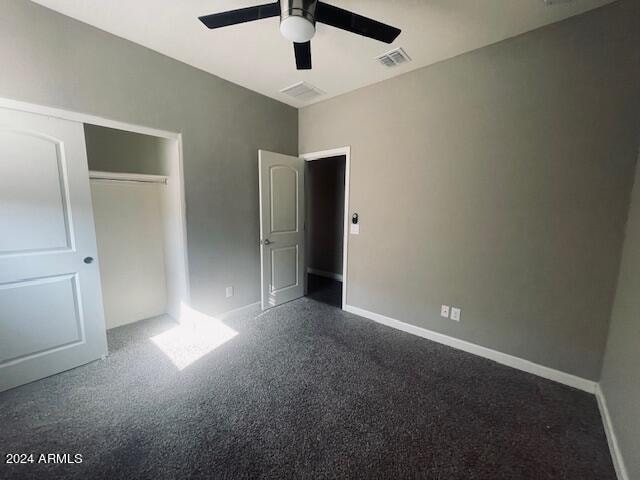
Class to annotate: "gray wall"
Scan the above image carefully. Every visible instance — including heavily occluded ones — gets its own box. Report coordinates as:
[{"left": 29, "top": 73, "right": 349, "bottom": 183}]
[
  {"left": 600, "top": 151, "right": 640, "bottom": 479},
  {"left": 306, "top": 156, "right": 345, "bottom": 276},
  {"left": 0, "top": 0, "right": 298, "bottom": 315},
  {"left": 299, "top": 0, "right": 640, "bottom": 380},
  {"left": 84, "top": 124, "right": 170, "bottom": 176}
]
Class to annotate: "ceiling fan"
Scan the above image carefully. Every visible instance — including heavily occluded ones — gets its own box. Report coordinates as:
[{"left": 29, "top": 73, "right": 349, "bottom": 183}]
[{"left": 198, "top": 0, "right": 401, "bottom": 70}]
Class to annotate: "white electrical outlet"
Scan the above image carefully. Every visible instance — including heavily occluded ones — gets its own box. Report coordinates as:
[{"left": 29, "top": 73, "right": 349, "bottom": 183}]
[
  {"left": 440, "top": 305, "right": 450, "bottom": 318},
  {"left": 225, "top": 286, "right": 234, "bottom": 298},
  {"left": 450, "top": 307, "right": 461, "bottom": 322}
]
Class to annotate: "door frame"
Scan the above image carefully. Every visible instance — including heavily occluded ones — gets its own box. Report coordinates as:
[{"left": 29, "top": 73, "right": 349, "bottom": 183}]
[
  {"left": 299, "top": 146, "right": 351, "bottom": 310},
  {"left": 0, "top": 96, "right": 191, "bottom": 322}
]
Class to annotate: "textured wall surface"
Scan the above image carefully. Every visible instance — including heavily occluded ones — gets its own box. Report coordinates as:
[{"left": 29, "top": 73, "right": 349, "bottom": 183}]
[
  {"left": 300, "top": 0, "right": 640, "bottom": 379},
  {"left": 600, "top": 150, "right": 640, "bottom": 480},
  {"left": 85, "top": 124, "right": 171, "bottom": 176}
]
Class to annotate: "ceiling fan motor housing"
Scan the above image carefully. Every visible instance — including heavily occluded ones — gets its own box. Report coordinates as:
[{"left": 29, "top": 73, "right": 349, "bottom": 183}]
[
  {"left": 280, "top": 0, "right": 318, "bottom": 42},
  {"left": 281, "top": 0, "right": 318, "bottom": 24}
]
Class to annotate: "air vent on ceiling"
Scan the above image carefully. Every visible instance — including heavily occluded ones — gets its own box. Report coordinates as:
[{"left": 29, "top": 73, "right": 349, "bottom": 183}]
[
  {"left": 280, "top": 81, "right": 325, "bottom": 102},
  {"left": 376, "top": 47, "right": 411, "bottom": 68}
]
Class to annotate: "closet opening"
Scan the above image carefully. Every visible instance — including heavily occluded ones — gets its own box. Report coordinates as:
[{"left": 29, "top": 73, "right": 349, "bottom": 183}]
[{"left": 84, "top": 124, "right": 189, "bottom": 332}]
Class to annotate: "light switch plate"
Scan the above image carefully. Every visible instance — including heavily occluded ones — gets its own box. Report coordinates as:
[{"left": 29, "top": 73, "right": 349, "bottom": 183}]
[
  {"left": 440, "top": 305, "right": 450, "bottom": 318},
  {"left": 350, "top": 224, "right": 360, "bottom": 235},
  {"left": 225, "top": 286, "right": 234, "bottom": 298},
  {"left": 450, "top": 307, "right": 461, "bottom": 322}
]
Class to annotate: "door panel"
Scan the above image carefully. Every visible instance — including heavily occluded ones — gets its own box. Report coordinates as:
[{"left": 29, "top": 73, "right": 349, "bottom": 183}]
[
  {"left": 259, "top": 150, "right": 305, "bottom": 310},
  {"left": 0, "top": 130, "right": 72, "bottom": 254},
  {"left": 269, "top": 165, "right": 298, "bottom": 233},
  {"left": 0, "top": 107, "right": 107, "bottom": 392},
  {"left": 271, "top": 245, "right": 298, "bottom": 292},
  {"left": 0, "top": 274, "right": 83, "bottom": 364}
]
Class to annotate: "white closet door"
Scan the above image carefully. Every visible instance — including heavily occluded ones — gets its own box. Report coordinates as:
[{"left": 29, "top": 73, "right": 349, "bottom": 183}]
[{"left": 0, "top": 107, "right": 107, "bottom": 392}]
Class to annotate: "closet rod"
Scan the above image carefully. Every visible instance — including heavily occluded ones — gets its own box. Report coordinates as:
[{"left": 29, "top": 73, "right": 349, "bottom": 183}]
[{"left": 89, "top": 170, "right": 168, "bottom": 185}]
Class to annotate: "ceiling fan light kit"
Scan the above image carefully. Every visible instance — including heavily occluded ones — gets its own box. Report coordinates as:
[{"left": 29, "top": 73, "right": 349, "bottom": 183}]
[
  {"left": 280, "top": 0, "right": 317, "bottom": 43},
  {"left": 199, "top": 0, "right": 401, "bottom": 70}
]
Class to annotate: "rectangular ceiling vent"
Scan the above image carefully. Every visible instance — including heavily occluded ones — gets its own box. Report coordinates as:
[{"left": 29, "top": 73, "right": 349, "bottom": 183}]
[
  {"left": 376, "top": 47, "right": 411, "bottom": 67},
  {"left": 280, "top": 81, "right": 325, "bottom": 102}
]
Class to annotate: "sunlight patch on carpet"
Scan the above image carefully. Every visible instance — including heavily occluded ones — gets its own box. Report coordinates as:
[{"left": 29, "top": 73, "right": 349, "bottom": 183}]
[{"left": 150, "top": 303, "right": 238, "bottom": 370}]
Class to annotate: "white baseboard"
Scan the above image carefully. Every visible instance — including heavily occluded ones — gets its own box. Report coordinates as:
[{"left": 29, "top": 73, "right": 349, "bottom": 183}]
[
  {"left": 218, "top": 301, "right": 261, "bottom": 319},
  {"left": 344, "top": 304, "right": 597, "bottom": 394},
  {"left": 596, "top": 385, "right": 629, "bottom": 480},
  {"left": 307, "top": 267, "right": 343, "bottom": 282}
]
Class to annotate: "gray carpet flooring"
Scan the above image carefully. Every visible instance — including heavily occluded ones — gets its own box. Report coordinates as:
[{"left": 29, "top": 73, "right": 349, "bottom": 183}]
[{"left": 0, "top": 298, "right": 615, "bottom": 479}]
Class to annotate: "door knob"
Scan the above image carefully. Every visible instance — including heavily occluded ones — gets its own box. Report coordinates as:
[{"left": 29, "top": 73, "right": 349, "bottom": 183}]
[
  {"left": 262, "top": 239, "right": 273, "bottom": 246},
  {"left": 83, "top": 256, "right": 94, "bottom": 264}
]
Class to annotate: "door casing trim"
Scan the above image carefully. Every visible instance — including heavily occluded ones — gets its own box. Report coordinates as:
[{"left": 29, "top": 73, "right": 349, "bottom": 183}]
[{"left": 300, "top": 147, "right": 351, "bottom": 310}]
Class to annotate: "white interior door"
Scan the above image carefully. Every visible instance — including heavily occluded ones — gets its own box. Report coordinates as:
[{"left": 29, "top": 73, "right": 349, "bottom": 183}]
[
  {"left": 0, "top": 108, "right": 107, "bottom": 392},
  {"left": 259, "top": 150, "right": 305, "bottom": 310}
]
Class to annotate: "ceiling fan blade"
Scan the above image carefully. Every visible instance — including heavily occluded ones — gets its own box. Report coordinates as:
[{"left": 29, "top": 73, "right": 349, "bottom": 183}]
[
  {"left": 294, "top": 42, "right": 312, "bottom": 70},
  {"left": 198, "top": 2, "right": 280, "bottom": 29},
  {"left": 316, "top": 2, "right": 401, "bottom": 44}
]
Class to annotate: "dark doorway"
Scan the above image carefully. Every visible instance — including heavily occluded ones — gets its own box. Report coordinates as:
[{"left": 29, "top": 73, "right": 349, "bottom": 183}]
[{"left": 305, "top": 155, "right": 346, "bottom": 308}]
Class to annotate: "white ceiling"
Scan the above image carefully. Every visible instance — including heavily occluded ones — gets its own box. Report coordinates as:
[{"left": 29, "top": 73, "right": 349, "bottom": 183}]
[{"left": 31, "top": 0, "right": 616, "bottom": 108}]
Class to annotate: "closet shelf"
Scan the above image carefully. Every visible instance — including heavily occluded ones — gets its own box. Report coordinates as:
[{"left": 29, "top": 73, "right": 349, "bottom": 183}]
[{"left": 89, "top": 170, "right": 168, "bottom": 185}]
